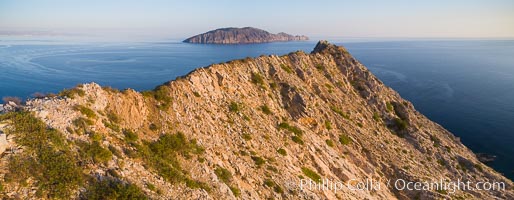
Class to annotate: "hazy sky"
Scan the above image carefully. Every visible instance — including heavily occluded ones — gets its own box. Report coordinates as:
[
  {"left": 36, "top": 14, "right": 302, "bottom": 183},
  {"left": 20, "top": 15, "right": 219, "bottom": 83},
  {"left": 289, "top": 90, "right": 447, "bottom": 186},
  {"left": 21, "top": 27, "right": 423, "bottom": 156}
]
[{"left": 1, "top": 0, "right": 513, "bottom": 39}]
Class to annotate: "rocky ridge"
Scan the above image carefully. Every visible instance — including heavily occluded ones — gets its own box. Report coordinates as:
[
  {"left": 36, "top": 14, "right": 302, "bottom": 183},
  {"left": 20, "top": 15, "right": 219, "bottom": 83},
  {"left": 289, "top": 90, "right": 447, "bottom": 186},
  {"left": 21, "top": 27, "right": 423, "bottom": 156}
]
[
  {"left": 183, "top": 27, "right": 308, "bottom": 44},
  {"left": 0, "top": 41, "right": 512, "bottom": 199}
]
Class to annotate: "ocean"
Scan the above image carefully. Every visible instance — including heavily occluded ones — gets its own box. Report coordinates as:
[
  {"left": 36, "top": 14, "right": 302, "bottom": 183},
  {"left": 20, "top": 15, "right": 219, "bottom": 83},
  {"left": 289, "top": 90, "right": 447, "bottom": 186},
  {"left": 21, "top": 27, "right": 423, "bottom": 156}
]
[{"left": 1, "top": 38, "right": 513, "bottom": 180}]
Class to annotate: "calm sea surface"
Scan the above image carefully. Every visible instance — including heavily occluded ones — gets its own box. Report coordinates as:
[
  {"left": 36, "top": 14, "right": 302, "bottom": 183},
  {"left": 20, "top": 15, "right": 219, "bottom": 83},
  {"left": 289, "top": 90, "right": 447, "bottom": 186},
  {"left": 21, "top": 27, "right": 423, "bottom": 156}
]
[{"left": 1, "top": 38, "right": 513, "bottom": 179}]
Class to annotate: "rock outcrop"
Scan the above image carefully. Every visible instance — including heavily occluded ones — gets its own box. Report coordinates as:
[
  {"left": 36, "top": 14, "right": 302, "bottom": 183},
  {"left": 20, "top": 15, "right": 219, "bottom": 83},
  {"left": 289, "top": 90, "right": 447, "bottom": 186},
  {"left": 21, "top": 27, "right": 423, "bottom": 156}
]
[
  {"left": 0, "top": 41, "right": 512, "bottom": 199},
  {"left": 184, "top": 27, "right": 309, "bottom": 44}
]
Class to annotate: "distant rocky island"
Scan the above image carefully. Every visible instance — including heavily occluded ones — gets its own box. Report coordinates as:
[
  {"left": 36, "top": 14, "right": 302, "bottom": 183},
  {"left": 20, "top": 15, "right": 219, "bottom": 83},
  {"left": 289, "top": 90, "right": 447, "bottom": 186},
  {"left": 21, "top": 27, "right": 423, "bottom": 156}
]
[{"left": 183, "top": 27, "right": 308, "bottom": 44}]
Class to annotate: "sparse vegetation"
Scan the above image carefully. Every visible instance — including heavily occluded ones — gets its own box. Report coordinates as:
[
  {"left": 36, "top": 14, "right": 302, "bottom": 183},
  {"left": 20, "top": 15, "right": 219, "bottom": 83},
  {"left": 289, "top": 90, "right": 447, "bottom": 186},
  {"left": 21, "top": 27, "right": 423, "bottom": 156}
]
[
  {"left": 75, "top": 105, "right": 97, "bottom": 119},
  {"left": 193, "top": 91, "right": 201, "bottom": 97},
  {"left": 251, "top": 72, "right": 265, "bottom": 86},
  {"left": 386, "top": 102, "right": 394, "bottom": 112},
  {"left": 130, "top": 132, "right": 208, "bottom": 191},
  {"left": 330, "top": 106, "right": 349, "bottom": 119},
  {"left": 291, "top": 135, "right": 304, "bottom": 145},
  {"left": 301, "top": 167, "right": 321, "bottom": 183},
  {"left": 326, "top": 139, "right": 335, "bottom": 147},
  {"left": 230, "top": 186, "right": 241, "bottom": 197},
  {"left": 373, "top": 112, "right": 381, "bottom": 121},
  {"left": 84, "top": 177, "right": 147, "bottom": 199},
  {"left": 277, "top": 148, "right": 287, "bottom": 156},
  {"left": 280, "top": 64, "right": 293, "bottom": 74},
  {"left": 315, "top": 64, "right": 325, "bottom": 71},
  {"left": 393, "top": 117, "right": 408, "bottom": 130},
  {"left": 242, "top": 133, "right": 252, "bottom": 141},
  {"left": 215, "top": 167, "right": 232, "bottom": 184},
  {"left": 77, "top": 141, "right": 113, "bottom": 164},
  {"left": 339, "top": 134, "right": 352, "bottom": 145},
  {"left": 142, "top": 85, "right": 173, "bottom": 110},
  {"left": 324, "top": 121, "right": 332, "bottom": 130},
  {"left": 59, "top": 87, "right": 86, "bottom": 99},
  {"left": 278, "top": 122, "right": 303, "bottom": 136},
  {"left": 251, "top": 156, "right": 266, "bottom": 167},
  {"left": 260, "top": 104, "right": 272, "bottom": 115},
  {"left": 123, "top": 129, "right": 139, "bottom": 143},
  {"left": 229, "top": 102, "right": 242, "bottom": 113},
  {"left": 1, "top": 112, "right": 83, "bottom": 198}
]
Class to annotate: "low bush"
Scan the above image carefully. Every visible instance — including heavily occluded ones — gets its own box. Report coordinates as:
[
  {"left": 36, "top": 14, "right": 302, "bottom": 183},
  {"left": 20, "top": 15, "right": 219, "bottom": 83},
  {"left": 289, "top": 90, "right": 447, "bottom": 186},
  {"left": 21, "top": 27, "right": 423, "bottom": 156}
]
[
  {"left": 278, "top": 122, "right": 303, "bottom": 136},
  {"left": 78, "top": 141, "right": 113, "bottom": 164},
  {"left": 214, "top": 167, "right": 232, "bottom": 184},
  {"left": 228, "top": 102, "right": 242, "bottom": 113},
  {"left": 84, "top": 177, "right": 147, "bottom": 200},
  {"left": 59, "top": 87, "right": 85, "bottom": 99},
  {"left": 301, "top": 167, "right": 321, "bottom": 183},
  {"left": 277, "top": 148, "right": 287, "bottom": 156},
  {"left": 74, "top": 105, "right": 97, "bottom": 119},
  {"left": 339, "top": 134, "right": 352, "bottom": 145},
  {"left": 260, "top": 105, "right": 272, "bottom": 115},
  {"left": 280, "top": 64, "right": 293, "bottom": 74}
]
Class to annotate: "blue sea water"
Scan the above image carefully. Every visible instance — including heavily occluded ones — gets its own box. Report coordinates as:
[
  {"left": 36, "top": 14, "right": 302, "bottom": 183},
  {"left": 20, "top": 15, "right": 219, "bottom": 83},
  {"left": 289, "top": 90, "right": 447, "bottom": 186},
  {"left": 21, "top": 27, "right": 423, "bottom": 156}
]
[{"left": 1, "top": 38, "right": 513, "bottom": 180}]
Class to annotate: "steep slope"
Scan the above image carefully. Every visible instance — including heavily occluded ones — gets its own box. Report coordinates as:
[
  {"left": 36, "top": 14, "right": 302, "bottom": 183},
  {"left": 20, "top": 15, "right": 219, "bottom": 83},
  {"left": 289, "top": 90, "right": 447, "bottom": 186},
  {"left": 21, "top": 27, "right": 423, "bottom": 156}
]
[
  {"left": 183, "top": 27, "right": 308, "bottom": 44},
  {"left": 0, "top": 41, "right": 512, "bottom": 199}
]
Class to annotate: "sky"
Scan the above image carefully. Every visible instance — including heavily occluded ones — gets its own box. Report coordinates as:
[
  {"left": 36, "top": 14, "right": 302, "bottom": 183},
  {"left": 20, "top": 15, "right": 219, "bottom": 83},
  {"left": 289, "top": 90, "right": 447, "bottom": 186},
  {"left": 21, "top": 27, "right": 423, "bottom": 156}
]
[{"left": 1, "top": 0, "right": 513, "bottom": 40}]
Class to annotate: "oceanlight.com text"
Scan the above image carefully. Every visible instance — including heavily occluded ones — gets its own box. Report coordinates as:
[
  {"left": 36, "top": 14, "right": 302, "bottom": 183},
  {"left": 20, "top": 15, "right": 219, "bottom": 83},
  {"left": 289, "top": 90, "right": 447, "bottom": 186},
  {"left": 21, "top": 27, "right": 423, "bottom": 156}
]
[{"left": 296, "top": 178, "right": 505, "bottom": 194}]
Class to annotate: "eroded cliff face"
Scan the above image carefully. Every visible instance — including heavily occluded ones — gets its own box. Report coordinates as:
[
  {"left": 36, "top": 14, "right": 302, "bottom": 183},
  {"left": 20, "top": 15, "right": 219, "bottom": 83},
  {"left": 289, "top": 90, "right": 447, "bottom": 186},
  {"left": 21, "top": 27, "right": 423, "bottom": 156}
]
[
  {"left": 183, "top": 27, "right": 309, "bottom": 44},
  {"left": 0, "top": 41, "right": 512, "bottom": 199}
]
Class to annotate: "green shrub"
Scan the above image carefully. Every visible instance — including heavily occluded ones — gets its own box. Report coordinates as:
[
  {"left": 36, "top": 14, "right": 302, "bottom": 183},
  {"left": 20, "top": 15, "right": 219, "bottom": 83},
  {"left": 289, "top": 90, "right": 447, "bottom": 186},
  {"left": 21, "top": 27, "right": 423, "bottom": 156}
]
[
  {"left": 301, "top": 167, "right": 321, "bottom": 183},
  {"left": 84, "top": 177, "right": 147, "bottom": 200},
  {"left": 326, "top": 139, "right": 335, "bottom": 147},
  {"left": 278, "top": 122, "right": 303, "bottom": 136},
  {"left": 75, "top": 105, "right": 97, "bottom": 119},
  {"left": 393, "top": 118, "right": 408, "bottom": 130},
  {"left": 277, "top": 148, "right": 287, "bottom": 156},
  {"left": 324, "top": 121, "right": 332, "bottom": 130},
  {"left": 103, "top": 119, "right": 120, "bottom": 132},
  {"left": 274, "top": 185, "right": 284, "bottom": 193},
  {"left": 78, "top": 141, "right": 113, "bottom": 164},
  {"left": 228, "top": 102, "right": 242, "bottom": 113},
  {"left": 214, "top": 167, "right": 232, "bottom": 184},
  {"left": 143, "top": 85, "right": 173, "bottom": 110},
  {"left": 107, "top": 112, "right": 120, "bottom": 123},
  {"left": 123, "top": 129, "right": 139, "bottom": 143},
  {"left": 242, "top": 133, "right": 252, "bottom": 141},
  {"left": 149, "top": 132, "right": 204, "bottom": 158},
  {"left": 373, "top": 112, "right": 381, "bottom": 121},
  {"left": 291, "top": 136, "right": 304, "bottom": 145},
  {"left": 108, "top": 145, "right": 122, "bottom": 158},
  {"left": 264, "top": 179, "right": 275, "bottom": 187},
  {"left": 330, "top": 106, "right": 349, "bottom": 119},
  {"left": 430, "top": 135, "right": 441, "bottom": 147},
  {"left": 251, "top": 156, "right": 266, "bottom": 167},
  {"left": 147, "top": 183, "right": 156, "bottom": 191},
  {"left": 59, "top": 87, "right": 85, "bottom": 99},
  {"left": 260, "top": 105, "right": 272, "bottom": 115},
  {"left": 339, "top": 134, "right": 351, "bottom": 145},
  {"left": 89, "top": 132, "right": 103, "bottom": 142},
  {"left": 230, "top": 186, "right": 241, "bottom": 197},
  {"left": 315, "top": 64, "right": 325, "bottom": 71},
  {"left": 280, "top": 64, "right": 293, "bottom": 74},
  {"left": 386, "top": 102, "right": 394, "bottom": 112},
  {"left": 74, "top": 117, "right": 94, "bottom": 130},
  {"left": 193, "top": 91, "right": 201, "bottom": 97},
  {"left": 132, "top": 132, "right": 208, "bottom": 191},
  {"left": 251, "top": 72, "right": 265, "bottom": 86},
  {"left": 149, "top": 123, "right": 159, "bottom": 131}
]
